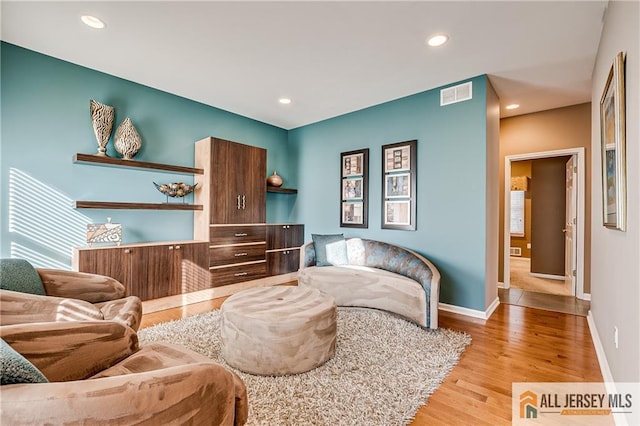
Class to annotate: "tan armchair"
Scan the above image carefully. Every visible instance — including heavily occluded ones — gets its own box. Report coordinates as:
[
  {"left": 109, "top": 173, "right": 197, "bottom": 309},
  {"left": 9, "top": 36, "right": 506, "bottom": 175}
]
[
  {"left": 1, "top": 321, "right": 248, "bottom": 425},
  {"left": 0, "top": 258, "right": 142, "bottom": 330}
]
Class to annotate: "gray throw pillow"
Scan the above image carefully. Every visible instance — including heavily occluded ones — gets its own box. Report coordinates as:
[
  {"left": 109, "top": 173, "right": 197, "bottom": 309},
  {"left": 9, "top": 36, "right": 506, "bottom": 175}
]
[
  {"left": 311, "top": 234, "right": 349, "bottom": 266},
  {"left": 0, "top": 258, "right": 46, "bottom": 295},
  {"left": 1, "top": 338, "right": 49, "bottom": 385}
]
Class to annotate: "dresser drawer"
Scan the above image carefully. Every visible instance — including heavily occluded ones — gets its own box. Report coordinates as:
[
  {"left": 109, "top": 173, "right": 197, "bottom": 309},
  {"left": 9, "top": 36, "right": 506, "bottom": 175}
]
[
  {"left": 209, "top": 243, "right": 265, "bottom": 267},
  {"left": 210, "top": 262, "right": 266, "bottom": 287},
  {"left": 210, "top": 225, "right": 266, "bottom": 246}
]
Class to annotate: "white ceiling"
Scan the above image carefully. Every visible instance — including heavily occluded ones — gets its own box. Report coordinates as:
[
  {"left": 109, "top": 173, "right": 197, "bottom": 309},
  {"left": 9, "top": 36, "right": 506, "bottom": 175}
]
[{"left": 2, "top": 1, "right": 608, "bottom": 130}]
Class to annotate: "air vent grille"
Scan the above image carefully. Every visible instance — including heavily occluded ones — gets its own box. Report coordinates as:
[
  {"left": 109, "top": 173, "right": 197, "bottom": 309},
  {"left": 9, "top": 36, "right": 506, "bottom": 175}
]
[{"left": 440, "top": 81, "right": 473, "bottom": 106}]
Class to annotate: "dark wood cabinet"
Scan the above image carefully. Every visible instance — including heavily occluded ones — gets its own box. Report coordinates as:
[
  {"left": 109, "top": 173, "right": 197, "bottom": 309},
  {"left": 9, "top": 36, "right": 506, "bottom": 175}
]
[
  {"left": 266, "top": 250, "right": 300, "bottom": 276},
  {"left": 73, "top": 241, "right": 209, "bottom": 301},
  {"left": 194, "top": 137, "right": 266, "bottom": 229},
  {"left": 208, "top": 225, "right": 266, "bottom": 287},
  {"left": 266, "top": 224, "right": 304, "bottom": 276},
  {"left": 194, "top": 137, "right": 269, "bottom": 287}
]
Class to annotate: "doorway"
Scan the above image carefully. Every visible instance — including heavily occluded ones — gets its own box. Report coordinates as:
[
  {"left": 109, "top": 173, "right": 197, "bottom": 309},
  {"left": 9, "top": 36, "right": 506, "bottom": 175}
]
[{"left": 503, "top": 148, "right": 587, "bottom": 300}]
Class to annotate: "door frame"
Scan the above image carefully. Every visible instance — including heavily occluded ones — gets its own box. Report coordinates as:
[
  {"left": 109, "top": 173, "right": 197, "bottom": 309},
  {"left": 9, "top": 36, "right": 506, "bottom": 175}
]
[{"left": 503, "top": 147, "right": 586, "bottom": 299}]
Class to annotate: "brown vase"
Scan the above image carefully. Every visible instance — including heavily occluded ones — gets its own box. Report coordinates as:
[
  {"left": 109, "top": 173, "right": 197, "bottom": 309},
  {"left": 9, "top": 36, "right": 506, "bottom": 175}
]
[{"left": 267, "top": 171, "right": 283, "bottom": 187}]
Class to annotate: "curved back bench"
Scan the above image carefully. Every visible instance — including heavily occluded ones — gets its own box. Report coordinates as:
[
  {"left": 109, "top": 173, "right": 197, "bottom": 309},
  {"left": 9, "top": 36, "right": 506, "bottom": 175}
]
[{"left": 298, "top": 238, "right": 440, "bottom": 328}]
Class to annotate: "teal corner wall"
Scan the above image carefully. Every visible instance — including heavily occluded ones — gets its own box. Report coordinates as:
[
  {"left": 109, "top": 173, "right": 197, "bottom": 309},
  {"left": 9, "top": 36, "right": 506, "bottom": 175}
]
[
  {"left": 0, "top": 42, "right": 290, "bottom": 269},
  {"left": 288, "top": 75, "right": 491, "bottom": 311},
  {"left": 1, "top": 42, "right": 494, "bottom": 311}
]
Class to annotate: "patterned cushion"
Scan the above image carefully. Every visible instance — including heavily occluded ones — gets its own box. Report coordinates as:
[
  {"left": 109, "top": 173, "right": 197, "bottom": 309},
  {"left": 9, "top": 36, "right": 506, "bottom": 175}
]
[
  {"left": 1, "top": 338, "right": 48, "bottom": 385},
  {"left": 0, "top": 259, "right": 46, "bottom": 295},
  {"left": 311, "top": 234, "right": 349, "bottom": 266}
]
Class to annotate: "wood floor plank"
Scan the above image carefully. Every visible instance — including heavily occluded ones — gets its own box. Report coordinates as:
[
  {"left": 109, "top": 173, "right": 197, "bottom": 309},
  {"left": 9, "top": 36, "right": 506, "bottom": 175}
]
[{"left": 140, "top": 290, "right": 603, "bottom": 425}]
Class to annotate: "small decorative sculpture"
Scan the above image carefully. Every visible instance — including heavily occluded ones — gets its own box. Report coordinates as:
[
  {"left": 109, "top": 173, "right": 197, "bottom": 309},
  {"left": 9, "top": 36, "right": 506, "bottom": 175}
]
[
  {"left": 114, "top": 117, "right": 142, "bottom": 160},
  {"left": 90, "top": 99, "right": 115, "bottom": 156},
  {"left": 267, "top": 171, "right": 283, "bottom": 187},
  {"left": 86, "top": 217, "right": 122, "bottom": 247},
  {"left": 154, "top": 182, "right": 198, "bottom": 203}
]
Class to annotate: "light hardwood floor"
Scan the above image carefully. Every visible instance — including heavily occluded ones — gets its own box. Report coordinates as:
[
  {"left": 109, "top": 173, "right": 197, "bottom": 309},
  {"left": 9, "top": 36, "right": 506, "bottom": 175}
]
[{"left": 140, "top": 288, "right": 603, "bottom": 425}]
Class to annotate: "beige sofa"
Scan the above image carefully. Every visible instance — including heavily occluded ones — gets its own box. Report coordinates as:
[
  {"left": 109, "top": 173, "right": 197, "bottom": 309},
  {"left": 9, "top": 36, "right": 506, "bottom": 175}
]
[{"left": 298, "top": 238, "right": 440, "bottom": 328}]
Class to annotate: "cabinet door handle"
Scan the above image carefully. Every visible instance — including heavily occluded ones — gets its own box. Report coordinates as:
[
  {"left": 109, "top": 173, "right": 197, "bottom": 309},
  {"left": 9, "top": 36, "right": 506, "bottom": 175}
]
[
  {"left": 175, "top": 245, "right": 181, "bottom": 250},
  {"left": 237, "top": 195, "right": 241, "bottom": 210},
  {"left": 234, "top": 252, "right": 248, "bottom": 257},
  {"left": 124, "top": 249, "right": 131, "bottom": 254},
  {"left": 168, "top": 246, "right": 174, "bottom": 250},
  {"left": 242, "top": 195, "right": 246, "bottom": 209},
  {"left": 234, "top": 272, "right": 248, "bottom": 277},
  {"left": 234, "top": 233, "right": 248, "bottom": 237}
]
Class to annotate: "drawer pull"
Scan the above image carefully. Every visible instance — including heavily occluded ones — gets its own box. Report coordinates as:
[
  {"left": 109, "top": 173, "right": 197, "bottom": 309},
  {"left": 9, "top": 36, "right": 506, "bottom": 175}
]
[
  {"left": 234, "top": 233, "right": 248, "bottom": 237},
  {"left": 237, "top": 195, "right": 241, "bottom": 210},
  {"left": 234, "top": 272, "right": 248, "bottom": 277},
  {"left": 234, "top": 252, "right": 248, "bottom": 257}
]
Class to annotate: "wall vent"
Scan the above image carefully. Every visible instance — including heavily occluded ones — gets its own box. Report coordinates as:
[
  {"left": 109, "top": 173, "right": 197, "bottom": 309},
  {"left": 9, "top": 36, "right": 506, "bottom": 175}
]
[
  {"left": 510, "top": 247, "right": 522, "bottom": 257},
  {"left": 440, "top": 81, "right": 473, "bottom": 106}
]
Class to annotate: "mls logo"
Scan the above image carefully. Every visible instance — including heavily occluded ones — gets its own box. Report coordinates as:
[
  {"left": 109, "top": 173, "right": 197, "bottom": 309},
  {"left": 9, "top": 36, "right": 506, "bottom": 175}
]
[{"left": 520, "top": 391, "right": 538, "bottom": 419}]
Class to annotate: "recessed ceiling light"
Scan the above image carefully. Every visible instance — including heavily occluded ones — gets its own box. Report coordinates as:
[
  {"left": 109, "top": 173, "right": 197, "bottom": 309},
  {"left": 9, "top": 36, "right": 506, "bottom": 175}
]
[
  {"left": 279, "top": 98, "right": 292, "bottom": 105},
  {"left": 427, "top": 34, "right": 449, "bottom": 47},
  {"left": 81, "top": 15, "right": 105, "bottom": 29},
  {"left": 505, "top": 104, "right": 520, "bottom": 110}
]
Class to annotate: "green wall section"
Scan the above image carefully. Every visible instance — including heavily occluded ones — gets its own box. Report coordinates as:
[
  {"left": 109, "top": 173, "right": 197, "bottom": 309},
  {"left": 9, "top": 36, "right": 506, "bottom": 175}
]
[
  {"left": 288, "top": 75, "right": 490, "bottom": 310},
  {"left": 0, "top": 42, "right": 290, "bottom": 269},
  {"left": 1, "top": 43, "right": 492, "bottom": 311}
]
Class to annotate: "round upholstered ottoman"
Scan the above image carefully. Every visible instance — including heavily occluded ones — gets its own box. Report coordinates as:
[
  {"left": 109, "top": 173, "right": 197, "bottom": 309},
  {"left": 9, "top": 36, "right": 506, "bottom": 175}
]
[{"left": 220, "top": 286, "right": 337, "bottom": 376}]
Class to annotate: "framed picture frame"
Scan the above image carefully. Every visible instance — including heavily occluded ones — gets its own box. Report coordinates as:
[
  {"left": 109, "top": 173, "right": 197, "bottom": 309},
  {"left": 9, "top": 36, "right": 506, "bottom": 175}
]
[
  {"left": 382, "top": 140, "right": 416, "bottom": 230},
  {"left": 599, "top": 51, "right": 626, "bottom": 231},
  {"left": 340, "top": 149, "right": 369, "bottom": 228},
  {"left": 342, "top": 201, "right": 364, "bottom": 225},
  {"left": 384, "top": 144, "right": 411, "bottom": 172},
  {"left": 343, "top": 177, "right": 364, "bottom": 200},
  {"left": 342, "top": 152, "right": 365, "bottom": 177},
  {"left": 384, "top": 201, "right": 411, "bottom": 226},
  {"left": 385, "top": 173, "right": 410, "bottom": 198}
]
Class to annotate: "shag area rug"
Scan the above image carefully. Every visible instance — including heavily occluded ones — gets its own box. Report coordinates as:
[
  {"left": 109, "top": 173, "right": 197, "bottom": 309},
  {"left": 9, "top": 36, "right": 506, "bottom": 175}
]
[{"left": 138, "top": 308, "right": 471, "bottom": 426}]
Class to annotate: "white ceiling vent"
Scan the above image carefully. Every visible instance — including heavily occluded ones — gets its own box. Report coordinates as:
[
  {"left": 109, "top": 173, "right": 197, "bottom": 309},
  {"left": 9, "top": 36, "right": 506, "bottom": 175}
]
[{"left": 440, "top": 81, "right": 473, "bottom": 106}]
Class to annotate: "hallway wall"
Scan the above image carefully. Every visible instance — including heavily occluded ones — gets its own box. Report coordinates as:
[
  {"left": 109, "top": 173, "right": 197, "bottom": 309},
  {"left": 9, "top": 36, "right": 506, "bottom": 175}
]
[{"left": 499, "top": 103, "right": 592, "bottom": 292}]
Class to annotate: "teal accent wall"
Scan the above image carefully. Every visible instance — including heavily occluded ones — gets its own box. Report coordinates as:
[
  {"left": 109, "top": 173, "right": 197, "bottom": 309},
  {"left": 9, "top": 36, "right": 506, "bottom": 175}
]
[
  {"left": 1, "top": 42, "right": 493, "bottom": 311},
  {"left": 288, "top": 75, "right": 490, "bottom": 311},
  {"left": 0, "top": 42, "right": 290, "bottom": 269}
]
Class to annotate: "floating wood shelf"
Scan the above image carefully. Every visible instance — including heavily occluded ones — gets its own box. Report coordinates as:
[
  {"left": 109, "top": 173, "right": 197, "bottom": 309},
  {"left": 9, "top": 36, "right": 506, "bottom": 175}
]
[
  {"left": 75, "top": 201, "right": 203, "bottom": 210},
  {"left": 267, "top": 187, "right": 298, "bottom": 194},
  {"left": 74, "top": 153, "right": 204, "bottom": 175}
]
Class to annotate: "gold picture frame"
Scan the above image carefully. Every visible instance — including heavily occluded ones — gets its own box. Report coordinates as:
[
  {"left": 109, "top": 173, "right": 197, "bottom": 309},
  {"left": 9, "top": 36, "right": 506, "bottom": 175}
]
[{"left": 600, "top": 51, "right": 626, "bottom": 231}]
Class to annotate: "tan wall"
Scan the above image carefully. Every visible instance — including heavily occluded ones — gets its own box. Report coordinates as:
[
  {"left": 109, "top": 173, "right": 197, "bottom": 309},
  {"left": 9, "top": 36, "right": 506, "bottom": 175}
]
[
  {"left": 499, "top": 103, "right": 591, "bottom": 293},
  {"left": 510, "top": 161, "right": 532, "bottom": 258}
]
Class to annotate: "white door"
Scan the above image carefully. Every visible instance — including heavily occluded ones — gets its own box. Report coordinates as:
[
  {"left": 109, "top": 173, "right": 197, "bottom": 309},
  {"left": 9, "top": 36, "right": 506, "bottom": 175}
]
[{"left": 564, "top": 156, "right": 577, "bottom": 294}]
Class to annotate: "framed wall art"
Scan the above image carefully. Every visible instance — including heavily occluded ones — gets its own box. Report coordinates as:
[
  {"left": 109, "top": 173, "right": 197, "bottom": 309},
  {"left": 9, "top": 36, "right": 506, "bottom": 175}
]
[
  {"left": 340, "top": 149, "right": 369, "bottom": 227},
  {"left": 382, "top": 140, "right": 416, "bottom": 230},
  {"left": 600, "top": 51, "right": 626, "bottom": 231}
]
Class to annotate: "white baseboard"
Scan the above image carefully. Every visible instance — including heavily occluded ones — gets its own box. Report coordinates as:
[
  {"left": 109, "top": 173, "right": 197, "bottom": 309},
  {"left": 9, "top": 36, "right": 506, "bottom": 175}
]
[
  {"left": 578, "top": 292, "right": 591, "bottom": 301},
  {"left": 439, "top": 297, "right": 500, "bottom": 320},
  {"left": 497, "top": 281, "right": 505, "bottom": 288},
  {"left": 530, "top": 272, "right": 565, "bottom": 281},
  {"left": 587, "top": 310, "right": 614, "bottom": 383}
]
